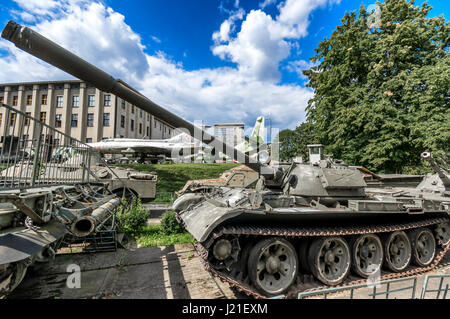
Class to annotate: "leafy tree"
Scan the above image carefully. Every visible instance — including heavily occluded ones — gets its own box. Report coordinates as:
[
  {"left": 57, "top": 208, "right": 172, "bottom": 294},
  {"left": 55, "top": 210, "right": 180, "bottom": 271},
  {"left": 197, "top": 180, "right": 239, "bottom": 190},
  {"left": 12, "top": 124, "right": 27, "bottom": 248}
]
[
  {"left": 277, "top": 122, "right": 316, "bottom": 161},
  {"left": 303, "top": 0, "right": 449, "bottom": 173}
]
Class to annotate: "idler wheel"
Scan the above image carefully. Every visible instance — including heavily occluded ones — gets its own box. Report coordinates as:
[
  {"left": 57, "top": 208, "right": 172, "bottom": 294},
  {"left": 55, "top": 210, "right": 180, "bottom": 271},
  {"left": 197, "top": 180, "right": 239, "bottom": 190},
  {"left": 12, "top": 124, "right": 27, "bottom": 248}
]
[
  {"left": 350, "top": 234, "right": 383, "bottom": 278},
  {"left": 382, "top": 231, "right": 411, "bottom": 272},
  {"left": 247, "top": 237, "right": 298, "bottom": 296},
  {"left": 408, "top": 228, "right": 436, "bottom": 267},
  {"left": 435, "top": 222, "right": 450, "bottom": 245},
  {"left": 308, "top": 237, "right": 351, "bottom": 285}
]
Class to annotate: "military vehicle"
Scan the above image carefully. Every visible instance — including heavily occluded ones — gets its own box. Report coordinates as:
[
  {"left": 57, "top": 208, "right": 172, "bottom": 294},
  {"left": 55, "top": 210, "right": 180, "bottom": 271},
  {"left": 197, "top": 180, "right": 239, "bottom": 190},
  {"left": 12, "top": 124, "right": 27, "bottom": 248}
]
[
  {"left": 1, "top": 147, "right": 157, "bottom": 201},
  {"left": 177, "top": 165, "right": 259, "bottom": 195},
  {"left": 3, "top": 20, "right": 449, "bottom": 299},
  {"left": 0, "top": 102, "right": 123, "bottom": 297}
]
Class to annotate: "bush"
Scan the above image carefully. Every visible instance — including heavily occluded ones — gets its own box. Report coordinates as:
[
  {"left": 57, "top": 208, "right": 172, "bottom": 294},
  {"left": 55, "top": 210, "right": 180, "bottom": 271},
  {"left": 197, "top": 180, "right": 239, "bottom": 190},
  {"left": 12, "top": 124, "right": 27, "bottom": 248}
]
[
  {"left": 116, "top": 196, "right": 149, "bottom": 236},
  {"left": 160, "top": 210, "right": 184, "bottom": 235}
]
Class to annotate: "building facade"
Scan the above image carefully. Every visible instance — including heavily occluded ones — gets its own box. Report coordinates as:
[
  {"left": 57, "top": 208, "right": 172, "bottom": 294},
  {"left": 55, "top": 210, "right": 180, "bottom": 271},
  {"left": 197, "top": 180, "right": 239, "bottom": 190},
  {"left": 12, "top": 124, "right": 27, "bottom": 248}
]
[
  {"left": 214, "top": 122, "right": 244, "bottom": 147},
  {"left": 0, "top": 80, "right": 175, "bottom": 144}
]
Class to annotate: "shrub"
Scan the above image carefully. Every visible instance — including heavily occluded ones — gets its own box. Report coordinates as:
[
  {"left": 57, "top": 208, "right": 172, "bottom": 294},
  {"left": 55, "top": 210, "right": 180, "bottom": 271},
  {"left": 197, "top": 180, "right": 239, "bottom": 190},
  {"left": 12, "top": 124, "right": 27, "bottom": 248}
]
[
  {"left": 116, "top": 196, "right": 149, "bottom": 236},
  {"left": 160, "top": 210, "right": 184, "bottom": 235}
]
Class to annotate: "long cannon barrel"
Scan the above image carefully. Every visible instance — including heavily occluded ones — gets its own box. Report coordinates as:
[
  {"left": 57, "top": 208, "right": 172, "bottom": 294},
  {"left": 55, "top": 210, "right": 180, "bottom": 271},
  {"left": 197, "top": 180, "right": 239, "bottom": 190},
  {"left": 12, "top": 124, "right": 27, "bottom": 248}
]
[
  {"left": 421, "top": 152, "right": 450, "bottom": 190},
  {"left": 1, "top": 20, "right": 262, "bottom": 172}
]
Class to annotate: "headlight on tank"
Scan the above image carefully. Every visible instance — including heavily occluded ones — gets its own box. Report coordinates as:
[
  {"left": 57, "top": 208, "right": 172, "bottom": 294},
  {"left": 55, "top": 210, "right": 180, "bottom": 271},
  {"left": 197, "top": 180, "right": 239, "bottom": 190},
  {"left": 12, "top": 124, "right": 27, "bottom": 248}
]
[{"left": 257, "top": 150, "right": 271, "bottom": 165}]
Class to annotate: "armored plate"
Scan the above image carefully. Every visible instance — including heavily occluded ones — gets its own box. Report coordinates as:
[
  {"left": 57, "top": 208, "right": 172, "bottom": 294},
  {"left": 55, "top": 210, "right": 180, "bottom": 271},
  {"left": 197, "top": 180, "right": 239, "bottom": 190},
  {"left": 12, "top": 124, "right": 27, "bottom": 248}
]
[{"left": 0, "top": 221, "right": 67, "bottom": 264}]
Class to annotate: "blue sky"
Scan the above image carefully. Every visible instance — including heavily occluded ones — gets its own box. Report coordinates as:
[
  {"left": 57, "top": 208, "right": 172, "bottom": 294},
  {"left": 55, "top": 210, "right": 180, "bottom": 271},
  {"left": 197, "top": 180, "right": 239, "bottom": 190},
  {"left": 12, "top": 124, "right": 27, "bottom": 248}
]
[{"left": 0, "top": 0, "right": 448, "bottom": 136}]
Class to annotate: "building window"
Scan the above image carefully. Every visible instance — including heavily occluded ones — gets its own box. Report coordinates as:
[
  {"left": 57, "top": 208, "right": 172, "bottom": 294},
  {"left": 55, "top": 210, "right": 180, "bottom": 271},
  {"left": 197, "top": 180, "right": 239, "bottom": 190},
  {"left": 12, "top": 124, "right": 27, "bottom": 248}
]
[
  {"left": 72, "top": 95, "right": 79, "bottom": 107},
  {"left": 147, "top": 114, "right": 150, "bottom": 121},
  {"left": 160, "top": 124, "right": 162, "bottom": 131},
  {"left": 88, "top": 95, "right": 95, "bottom": 107},
  {"left": 0, "top": 113, "right": 2, "bottom": 126},
  {"left": 40, "top": 112, "right": 46, "bottom": 123},
  {"left": 86, "top": 138, "right": 92, "bottom": 143},
  {"left": 103, "top": 113, "right": 110, "bottom": 126},
  {"left": 139, "top": 123, "right": 142, "bottom": 134},
  {"left": 54, "top": 138, "right": 60, "bottom": 147},
  {"left": 41, "top": 94, "right": 47, "bottom": 105},
  {"left": 131, "top": 105, "right": 134, "bottom": 114},
  {"left": 55, "top": 114, "right": 62, "bottom": 128},
  {"left": 120, "top": 115, "right": 125, "bottom": 128},
  {"left": 71, "top": 114, "right": 78, "bottom": 127},
  {"left": 130, "top": 119, "right": 134, "bottom": 131},
  {"left": 12, "top": 96, "right": 18, "bottom": 106},
  {"left": 104, "top": 94, "right": 111, "bottom": 106},
  {"left": 169, "top": 129, "right": 171, "bottom": 135},
  {"left": 56, "top": 96, "right": 63, "bottom": 107},
  {"left": 154, "top": 120, "right": 157, "bottom": 128},
  {"left": 26, "top": 95, "right": 32, "bottom": 105},
  {"left": 25, "top": 112, "right": 31, "bottom": 126},
  {"left": 0, "top": 96, "right": 3, "bottom": 104},
  {"left": 87, "top": 113, "right": 94, "bottom": 127},
  {"left": 140, "top": 110, "right": 143, "bottom": 118},
  {"left": 121, "top": 100, "right": 126, "bottom": 109},
  {"left": 10, "top": 113, "right": 16, "bottom": 126},
  {"left": 146, "top": 126, "right": 150, "bottom": 137}
]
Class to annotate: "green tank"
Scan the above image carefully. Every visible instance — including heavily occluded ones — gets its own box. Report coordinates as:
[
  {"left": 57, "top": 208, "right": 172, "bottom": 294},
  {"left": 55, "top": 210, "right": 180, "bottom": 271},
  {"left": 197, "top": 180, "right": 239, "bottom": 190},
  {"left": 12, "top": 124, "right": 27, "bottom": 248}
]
[{"left": 3, "top": 20, "right": 448, "bottom": 299}]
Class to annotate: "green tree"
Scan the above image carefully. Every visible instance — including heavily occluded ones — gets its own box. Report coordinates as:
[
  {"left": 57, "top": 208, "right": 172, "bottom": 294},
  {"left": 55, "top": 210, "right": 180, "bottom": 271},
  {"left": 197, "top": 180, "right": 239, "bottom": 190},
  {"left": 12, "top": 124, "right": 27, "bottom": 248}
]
[
  {"left": 277, "top": 122, "right": 316, "bottom": 161},
  {"left": 303, "top": 0, "right": 449, "bottom": 173}
]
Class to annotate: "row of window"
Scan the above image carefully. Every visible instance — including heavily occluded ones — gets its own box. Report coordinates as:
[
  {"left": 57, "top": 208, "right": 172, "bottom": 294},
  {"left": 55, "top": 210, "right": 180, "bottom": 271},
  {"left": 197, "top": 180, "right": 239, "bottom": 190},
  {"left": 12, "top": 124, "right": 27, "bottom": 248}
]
[
  {"left": 2, "top": 94, "right": 111, "bottom": 107},
  {"left": 0, "top": 112, "right": 110, "bottom": 127}
]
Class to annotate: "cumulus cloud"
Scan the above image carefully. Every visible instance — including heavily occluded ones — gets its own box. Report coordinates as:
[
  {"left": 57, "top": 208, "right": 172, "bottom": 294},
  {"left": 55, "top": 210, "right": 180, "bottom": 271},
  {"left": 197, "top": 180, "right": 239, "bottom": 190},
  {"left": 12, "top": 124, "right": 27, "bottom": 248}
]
[
  {"left": 286, "top": 59, "right": 319, "bottom": 80},
  {"left": 212, "top": 0, "right": 339, "bottom": 82},
  {"left": 0, "top": 0, "right": 335, "bottom": 130}
]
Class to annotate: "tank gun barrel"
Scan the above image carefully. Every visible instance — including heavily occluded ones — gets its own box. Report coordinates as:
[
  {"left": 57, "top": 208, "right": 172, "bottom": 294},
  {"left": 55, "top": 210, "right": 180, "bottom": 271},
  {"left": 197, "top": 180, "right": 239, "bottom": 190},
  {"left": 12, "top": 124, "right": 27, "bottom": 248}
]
[
  {"left": 1, "top": 20, "right": 262, "bottom": 172},
  {"left": 421, "top": 152, "right": 450, "bottom": 189}
]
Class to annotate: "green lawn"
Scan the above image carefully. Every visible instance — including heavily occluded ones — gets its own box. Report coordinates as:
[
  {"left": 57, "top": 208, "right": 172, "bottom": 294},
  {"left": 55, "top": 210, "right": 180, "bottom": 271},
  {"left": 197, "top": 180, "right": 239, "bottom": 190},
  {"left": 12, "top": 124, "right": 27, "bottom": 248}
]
[
  {"left": 114, "top": 163, "right": 240, "bottom": 202},
  {"left": 136, "top": 224, "right": 195, "bottom": 247}
]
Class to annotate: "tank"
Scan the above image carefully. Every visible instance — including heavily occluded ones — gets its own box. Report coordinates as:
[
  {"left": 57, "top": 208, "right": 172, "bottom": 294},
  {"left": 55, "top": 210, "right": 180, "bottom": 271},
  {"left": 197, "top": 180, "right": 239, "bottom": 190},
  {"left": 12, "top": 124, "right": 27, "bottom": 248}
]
[
  {"left": 3, "top": 21, "right": 449, "bottom": 299},
  {"left": 177, "top": 165, "right": 259, "bottom": 195}
]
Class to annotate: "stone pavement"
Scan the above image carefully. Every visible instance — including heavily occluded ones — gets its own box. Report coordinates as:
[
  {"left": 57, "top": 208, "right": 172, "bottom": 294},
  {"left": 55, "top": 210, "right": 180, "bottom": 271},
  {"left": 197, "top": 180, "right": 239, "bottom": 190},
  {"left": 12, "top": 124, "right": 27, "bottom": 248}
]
[{"left": 8, "top": 243, "right": 242, "bottom": 299}]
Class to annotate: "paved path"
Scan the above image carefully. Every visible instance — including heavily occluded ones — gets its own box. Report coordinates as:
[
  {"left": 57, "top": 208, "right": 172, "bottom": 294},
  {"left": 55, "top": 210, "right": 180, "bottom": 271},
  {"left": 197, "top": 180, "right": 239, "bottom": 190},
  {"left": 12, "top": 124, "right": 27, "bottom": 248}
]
[{"left": 8, "top": 243, "right": 242, "bottom": 299}]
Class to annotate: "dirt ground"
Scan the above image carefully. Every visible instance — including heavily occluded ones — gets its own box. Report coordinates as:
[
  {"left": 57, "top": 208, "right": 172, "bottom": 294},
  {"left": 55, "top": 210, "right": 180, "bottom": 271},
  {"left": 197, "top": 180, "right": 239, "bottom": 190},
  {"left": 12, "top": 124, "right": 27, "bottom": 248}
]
[{"left": 8, "top": 243, "right": 450, "bottom": 300}]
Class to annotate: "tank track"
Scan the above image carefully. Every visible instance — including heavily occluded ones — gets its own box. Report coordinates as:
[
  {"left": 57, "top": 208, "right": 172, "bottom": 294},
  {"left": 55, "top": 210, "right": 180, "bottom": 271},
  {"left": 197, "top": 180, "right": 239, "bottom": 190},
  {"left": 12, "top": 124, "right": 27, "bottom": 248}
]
[{"left": 194, "top": 216, "right": 450, "bottom": 299}]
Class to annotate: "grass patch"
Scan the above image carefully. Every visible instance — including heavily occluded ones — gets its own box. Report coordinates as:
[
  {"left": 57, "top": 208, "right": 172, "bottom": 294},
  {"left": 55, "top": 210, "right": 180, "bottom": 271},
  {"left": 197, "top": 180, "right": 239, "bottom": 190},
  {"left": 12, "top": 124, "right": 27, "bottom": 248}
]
[
  {"left": 114, "top": 163, "right": 240, "bottom": 202},
  {"left": 136, "top": 224, "right": 195, "bottom": 247}
]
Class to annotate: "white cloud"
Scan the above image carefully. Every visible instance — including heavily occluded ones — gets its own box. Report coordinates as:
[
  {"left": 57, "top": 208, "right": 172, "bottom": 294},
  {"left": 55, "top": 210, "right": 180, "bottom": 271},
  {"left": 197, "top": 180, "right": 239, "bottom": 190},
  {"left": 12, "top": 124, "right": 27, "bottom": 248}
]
[
  {"left": 286, "top": 59, "right": 319, "bottom": 80},
  {"left": 0, "top": 0, "right": 332, "bottom": 130},
  {"left": 212, "top": 0, "right": 340, "bottom": 82},
  {"left": 259, "top": 0, "right": 277, "bottom": 9}
]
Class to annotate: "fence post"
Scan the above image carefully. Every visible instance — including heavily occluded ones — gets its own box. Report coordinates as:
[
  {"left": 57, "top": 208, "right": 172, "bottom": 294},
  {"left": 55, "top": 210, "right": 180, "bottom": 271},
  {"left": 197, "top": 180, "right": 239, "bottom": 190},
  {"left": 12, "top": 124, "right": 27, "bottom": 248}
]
[{"left": 31, "top": 122, "right": 43, "bottom": 187}]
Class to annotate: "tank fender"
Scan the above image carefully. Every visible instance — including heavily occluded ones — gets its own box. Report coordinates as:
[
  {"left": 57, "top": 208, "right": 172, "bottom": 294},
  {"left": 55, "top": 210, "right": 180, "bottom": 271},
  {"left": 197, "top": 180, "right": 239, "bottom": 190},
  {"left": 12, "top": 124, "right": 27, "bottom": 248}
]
[
  {"left": 179, "top": 200, "right": 247, "bottom": 242},
  {"left": 173, "top": 193, "right": 204, "bottom": 213}
]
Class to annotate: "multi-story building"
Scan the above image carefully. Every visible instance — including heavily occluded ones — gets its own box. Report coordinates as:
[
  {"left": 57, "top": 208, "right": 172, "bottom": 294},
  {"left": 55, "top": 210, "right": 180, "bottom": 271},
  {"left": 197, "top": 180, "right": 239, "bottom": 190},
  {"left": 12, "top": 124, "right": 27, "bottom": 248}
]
[
  {"left": 214, "top": 122, "right": 244, "bottom": 147},
  {"left": 0, "top": 80, "right": 175, "bottom": 144}
]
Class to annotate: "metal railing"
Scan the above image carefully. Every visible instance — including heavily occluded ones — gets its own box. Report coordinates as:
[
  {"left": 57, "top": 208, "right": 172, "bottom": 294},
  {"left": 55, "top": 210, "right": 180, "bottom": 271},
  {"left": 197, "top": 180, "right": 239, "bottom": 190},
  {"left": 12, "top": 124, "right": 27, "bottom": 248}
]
[
  {"left": 421, "top": 274, "right": 450, "bottom": 299},
  {"left": 289, "top": 274, "right": 450, "bottom": 299},
  {"left": 0, "top": 102, "right": 132, "bottom": 195},
  {"left": 0, "top": 103, "right": 92, "bottom": 189},
  {"left": 297, "top": 277, "right": 417, "bottom": 299}
]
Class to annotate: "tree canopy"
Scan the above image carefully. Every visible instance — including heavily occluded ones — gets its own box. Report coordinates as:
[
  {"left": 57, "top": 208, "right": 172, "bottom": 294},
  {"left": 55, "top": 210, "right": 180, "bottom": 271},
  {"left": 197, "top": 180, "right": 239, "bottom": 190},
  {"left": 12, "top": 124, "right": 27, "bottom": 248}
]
[{"left": 279, "top": 0, "right": 449, "bottom": 173}]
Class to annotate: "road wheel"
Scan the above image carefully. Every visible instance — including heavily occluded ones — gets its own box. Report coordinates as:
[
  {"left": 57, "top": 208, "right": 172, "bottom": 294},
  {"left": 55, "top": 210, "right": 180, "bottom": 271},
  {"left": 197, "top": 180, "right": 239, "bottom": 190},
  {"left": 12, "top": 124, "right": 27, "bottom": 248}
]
[
  {"left": 408, "top": 228, "right": 436, "bottom": 267},
  {"left": 308, "top": 237, "right": 351, "bottom": 285},
  {"left": 350, "top": 234, "right": 383, "bottom": 278},
  {"left": 247, "top": 237, "right": 298, "bottom": 296},
  {"left": 382, "top": 231, "right": 411, "bottom": 272}
]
